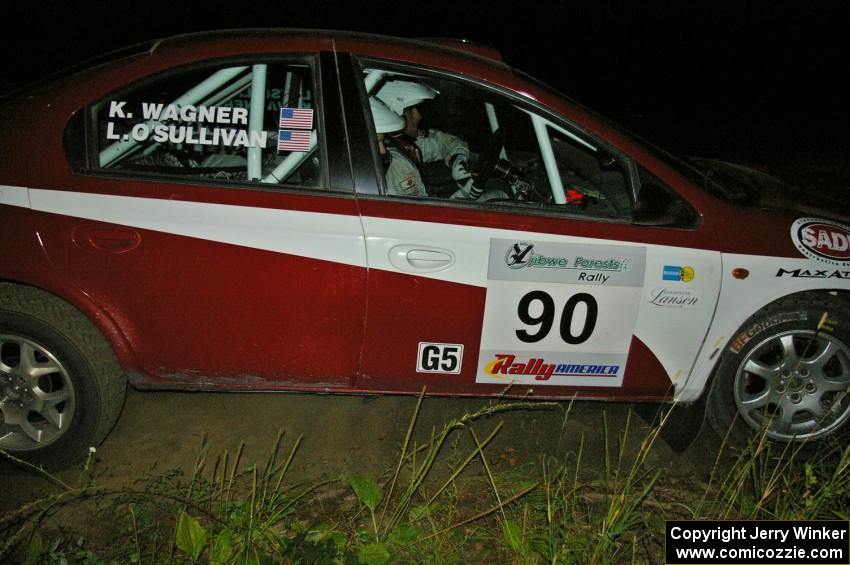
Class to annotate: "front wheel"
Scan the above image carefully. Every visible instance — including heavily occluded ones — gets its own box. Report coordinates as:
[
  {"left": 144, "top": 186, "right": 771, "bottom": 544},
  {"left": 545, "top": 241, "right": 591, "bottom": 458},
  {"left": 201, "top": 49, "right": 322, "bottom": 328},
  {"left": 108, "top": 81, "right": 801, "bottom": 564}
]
[
  {"left": 707, "top": 294, "right": 850, "bottom": 448},
  {"left": 0, "top": 285, "right": 126, "bottom": 470}
]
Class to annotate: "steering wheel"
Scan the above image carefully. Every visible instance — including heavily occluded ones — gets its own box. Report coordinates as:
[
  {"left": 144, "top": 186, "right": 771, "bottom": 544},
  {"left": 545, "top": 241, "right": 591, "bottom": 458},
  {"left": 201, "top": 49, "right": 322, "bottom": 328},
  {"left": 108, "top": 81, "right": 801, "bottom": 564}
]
[{"left": 473, "top": 128, "right": 507, "bottom": 185}]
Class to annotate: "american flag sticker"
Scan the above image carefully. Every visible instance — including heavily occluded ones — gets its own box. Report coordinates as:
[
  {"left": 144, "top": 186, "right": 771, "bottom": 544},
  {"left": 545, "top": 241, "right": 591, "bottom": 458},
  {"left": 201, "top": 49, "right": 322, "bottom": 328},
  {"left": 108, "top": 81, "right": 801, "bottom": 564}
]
[
  {"left": 277, "top": 130, "right": 312, "bottom": 152},
  {"left": 279, "top": 107, "right": 313, "bottom": 129}
]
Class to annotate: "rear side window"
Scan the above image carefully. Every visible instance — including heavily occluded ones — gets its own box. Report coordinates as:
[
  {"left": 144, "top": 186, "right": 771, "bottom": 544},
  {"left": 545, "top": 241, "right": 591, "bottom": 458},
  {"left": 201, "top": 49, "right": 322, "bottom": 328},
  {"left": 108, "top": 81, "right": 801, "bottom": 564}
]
[{"left": 81, "top": 61, "right": 324, "bottom": 188}]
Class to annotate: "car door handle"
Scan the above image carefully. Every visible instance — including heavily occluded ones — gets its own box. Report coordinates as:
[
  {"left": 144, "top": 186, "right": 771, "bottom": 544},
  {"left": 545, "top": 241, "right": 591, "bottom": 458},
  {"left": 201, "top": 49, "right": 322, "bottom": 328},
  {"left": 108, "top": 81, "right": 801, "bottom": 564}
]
[
  {"left": 72, "top": 225, "right": 141, "bottom": 253},
  {"left": 389, "top": 245, "right": 455, "bottom": 273}
]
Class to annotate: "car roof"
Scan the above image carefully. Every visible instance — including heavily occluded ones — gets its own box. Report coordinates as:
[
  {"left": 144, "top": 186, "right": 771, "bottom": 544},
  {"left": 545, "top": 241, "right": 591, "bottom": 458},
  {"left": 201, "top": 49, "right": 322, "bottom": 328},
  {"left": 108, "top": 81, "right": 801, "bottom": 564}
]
[
  {"left": 3, "top": 27, "right": 655, "bottom": 185},
  {"left": 2, "top": 28, "right": 511, "bottom": 103},
  {"left": 150, "top": 28, "right": 507, "bottom": 63}
]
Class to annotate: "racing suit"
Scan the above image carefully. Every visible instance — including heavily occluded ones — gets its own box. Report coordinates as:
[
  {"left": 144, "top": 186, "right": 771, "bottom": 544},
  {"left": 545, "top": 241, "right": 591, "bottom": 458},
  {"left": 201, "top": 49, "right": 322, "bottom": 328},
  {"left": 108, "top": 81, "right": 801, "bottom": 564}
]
[
  {"left": 384, "top": 129, "right": 475, "bottom": 197},
  {"left": 384, "top": 142, "right": 427, "bottom": 196}
]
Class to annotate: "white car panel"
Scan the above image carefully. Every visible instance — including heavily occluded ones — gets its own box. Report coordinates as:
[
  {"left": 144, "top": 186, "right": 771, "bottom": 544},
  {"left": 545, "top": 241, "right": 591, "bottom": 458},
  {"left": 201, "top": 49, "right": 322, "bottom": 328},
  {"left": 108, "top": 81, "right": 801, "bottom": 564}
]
[
  {"left": 26, "top": 187, "right": 368, "bottom": 267},
  {"left": 361, "top": 215, "right": 722, "bottom": 387},
  {"left": 681, "top": 253, "right": 850, "bottom": 402}
]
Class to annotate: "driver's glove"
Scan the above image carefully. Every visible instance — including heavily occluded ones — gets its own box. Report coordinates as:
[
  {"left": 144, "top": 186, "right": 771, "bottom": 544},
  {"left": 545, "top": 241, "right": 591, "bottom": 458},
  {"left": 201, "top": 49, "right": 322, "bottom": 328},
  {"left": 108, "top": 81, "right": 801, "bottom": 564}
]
[
  {"left": 450, "top": 155, "right": 484, "bottom": 199},
  {"left": 451, "top": 154, "right": 471, "bottom": 181}
]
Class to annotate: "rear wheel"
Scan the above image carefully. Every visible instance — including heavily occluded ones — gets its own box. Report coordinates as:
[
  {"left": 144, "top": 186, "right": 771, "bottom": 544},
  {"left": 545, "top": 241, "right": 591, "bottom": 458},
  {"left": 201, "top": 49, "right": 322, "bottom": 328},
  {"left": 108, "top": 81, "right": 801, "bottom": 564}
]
[
  {"left": 707, "top": 294, "right": 850, "bottom": 448},
  {"left": 0, "top": 285, "right": 126, "bottom": 470}
]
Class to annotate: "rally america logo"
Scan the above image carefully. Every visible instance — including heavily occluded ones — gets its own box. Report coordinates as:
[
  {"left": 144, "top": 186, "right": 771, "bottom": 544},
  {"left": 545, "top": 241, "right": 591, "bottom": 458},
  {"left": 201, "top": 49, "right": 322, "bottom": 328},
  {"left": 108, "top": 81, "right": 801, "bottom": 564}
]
[
  {"left": 791, "top": 217, "right": 850, "bottom": 266},
  {"left": 483, "top": 354, "right": 620, "bottom": 382}
]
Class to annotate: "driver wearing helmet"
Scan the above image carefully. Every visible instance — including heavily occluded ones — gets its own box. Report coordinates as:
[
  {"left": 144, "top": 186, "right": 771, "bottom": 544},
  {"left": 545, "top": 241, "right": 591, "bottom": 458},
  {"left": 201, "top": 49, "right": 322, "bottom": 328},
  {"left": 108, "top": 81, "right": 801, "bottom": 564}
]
[
  {"left": 370, "top": 97, "right": 428, "bottom": 197},
  {"left": 376, "top": 80, "right": 484, "bottom": 200}
]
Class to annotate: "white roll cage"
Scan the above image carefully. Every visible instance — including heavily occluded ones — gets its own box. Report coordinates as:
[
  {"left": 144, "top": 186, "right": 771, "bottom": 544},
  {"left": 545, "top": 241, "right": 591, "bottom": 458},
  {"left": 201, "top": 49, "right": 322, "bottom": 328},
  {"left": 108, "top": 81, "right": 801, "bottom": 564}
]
[{"left": 99, "top": 65, "right": 318, "bottom": 185}]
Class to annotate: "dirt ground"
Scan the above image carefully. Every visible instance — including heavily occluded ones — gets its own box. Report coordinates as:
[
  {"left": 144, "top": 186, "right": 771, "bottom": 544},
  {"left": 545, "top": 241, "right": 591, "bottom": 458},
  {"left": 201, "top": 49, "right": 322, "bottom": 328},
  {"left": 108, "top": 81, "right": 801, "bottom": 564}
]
[{"left": 0, "top": 387, "right": 723, "bottom": 514}]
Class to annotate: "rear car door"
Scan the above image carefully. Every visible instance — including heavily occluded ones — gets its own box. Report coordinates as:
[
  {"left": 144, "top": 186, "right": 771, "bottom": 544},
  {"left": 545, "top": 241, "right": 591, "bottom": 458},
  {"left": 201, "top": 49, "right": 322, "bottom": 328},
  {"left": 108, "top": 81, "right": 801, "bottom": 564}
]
[
  {"left": 34, "top": 52, "right": 367, "bottom": 388},
  {"left": 341, "top": 55, "right": 722, "bottom": 399}
]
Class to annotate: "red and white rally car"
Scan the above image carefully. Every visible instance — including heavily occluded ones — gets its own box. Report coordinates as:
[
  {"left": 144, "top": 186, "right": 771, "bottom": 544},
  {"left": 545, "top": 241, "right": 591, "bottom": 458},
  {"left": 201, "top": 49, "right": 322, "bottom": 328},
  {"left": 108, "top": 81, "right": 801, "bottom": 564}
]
[{"left": 1, "top": 30, "right": 849, "bottom": 468}]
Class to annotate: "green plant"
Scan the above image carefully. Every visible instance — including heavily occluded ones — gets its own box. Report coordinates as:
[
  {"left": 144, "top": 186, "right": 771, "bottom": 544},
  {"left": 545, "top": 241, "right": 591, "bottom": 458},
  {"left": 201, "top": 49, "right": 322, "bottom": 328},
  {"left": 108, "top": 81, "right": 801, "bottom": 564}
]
[
  {"left": 696, "top": 426, "right": 850, "bottom": 523},
  {"left": 344, "top": 388, "right": 557, "bottom": 563},
  {"left": 167, "top": 431, "right": 342, "bottom": 564},
  {"left": 491, "top": 407, "right": 671, "bottom": 564},
  {"left": 2, "top": 394, "right": 846, "bottom": 565}
]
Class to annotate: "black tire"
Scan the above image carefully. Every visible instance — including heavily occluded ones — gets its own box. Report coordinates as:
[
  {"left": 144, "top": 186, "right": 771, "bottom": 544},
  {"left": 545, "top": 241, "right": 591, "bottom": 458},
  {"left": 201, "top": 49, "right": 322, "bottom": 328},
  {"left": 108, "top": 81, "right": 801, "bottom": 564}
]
[
  {"left": 0, "top": 284, "right": 126, "bottom": 470},
  {"left": 707, "top": 293, "right": 850, "bottom": 449}
]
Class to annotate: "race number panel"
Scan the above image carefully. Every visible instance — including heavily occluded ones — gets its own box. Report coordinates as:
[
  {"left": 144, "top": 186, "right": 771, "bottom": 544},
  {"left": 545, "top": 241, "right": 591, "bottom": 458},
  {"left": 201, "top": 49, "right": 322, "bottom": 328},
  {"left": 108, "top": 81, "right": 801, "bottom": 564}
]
[{"left": 477, "top": 239, "right": 646, "bottom": 387}]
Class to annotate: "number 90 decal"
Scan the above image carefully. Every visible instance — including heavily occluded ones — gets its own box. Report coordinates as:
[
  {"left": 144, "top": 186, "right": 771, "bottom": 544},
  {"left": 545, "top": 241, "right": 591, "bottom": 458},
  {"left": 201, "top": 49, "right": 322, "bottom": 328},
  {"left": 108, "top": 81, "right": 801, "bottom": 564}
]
[
  {"left": 477, "top": 239, "right": 646, "bottom": 387},
  {"left": 516, "top": 290, "right": 598, "bottom": 344}
]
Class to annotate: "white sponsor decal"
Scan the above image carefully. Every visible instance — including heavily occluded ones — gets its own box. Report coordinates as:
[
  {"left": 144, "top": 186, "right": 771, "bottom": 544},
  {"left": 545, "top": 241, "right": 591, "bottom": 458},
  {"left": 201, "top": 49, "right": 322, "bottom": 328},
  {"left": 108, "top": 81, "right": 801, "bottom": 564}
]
[
  {"left": 108, "top": 101, "right": 249, "bottom": 125},
  {"left": 416, "top": 343, "right": 463, "bottom": 374},
  {"left": 791, "top": 217, "right": 850, "bottom": 266},
  {"left": 647, "top": 288, "right": 703, "bottom": 309},
  {"left": 477, "top": 239, "right": 646, "bottom": 386},
  {"left": 105, "top": 100, "right": 267, "bottom": 149}
]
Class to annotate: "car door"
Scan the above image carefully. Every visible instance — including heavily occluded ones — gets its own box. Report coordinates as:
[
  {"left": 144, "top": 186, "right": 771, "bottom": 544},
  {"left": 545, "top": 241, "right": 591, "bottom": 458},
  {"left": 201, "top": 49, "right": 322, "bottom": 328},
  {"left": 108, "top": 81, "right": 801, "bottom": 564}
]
[
  {"left": 341, "top": 55, "right": 722, "bottom": 399},
  {"left": 35, "top": 52, "right": 367, "bottom": 388}
]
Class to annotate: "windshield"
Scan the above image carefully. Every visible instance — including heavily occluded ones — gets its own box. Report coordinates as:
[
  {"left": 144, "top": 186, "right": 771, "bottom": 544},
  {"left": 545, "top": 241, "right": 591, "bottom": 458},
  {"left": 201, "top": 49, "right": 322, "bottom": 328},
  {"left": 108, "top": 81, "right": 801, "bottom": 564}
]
[
  {"left": 639, "top": 140, "right": 748, "bottom": 203},
  {"left": 511, "top": 66, "right": 743, "bottom": 202}
]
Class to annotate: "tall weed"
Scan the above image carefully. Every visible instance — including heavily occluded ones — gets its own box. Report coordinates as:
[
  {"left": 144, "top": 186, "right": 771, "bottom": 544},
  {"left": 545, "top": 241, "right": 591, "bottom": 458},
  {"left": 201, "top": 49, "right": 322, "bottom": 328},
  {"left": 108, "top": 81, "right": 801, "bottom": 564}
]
[{"left": 1, "top": 396, "right": 847, "bottom": 564}]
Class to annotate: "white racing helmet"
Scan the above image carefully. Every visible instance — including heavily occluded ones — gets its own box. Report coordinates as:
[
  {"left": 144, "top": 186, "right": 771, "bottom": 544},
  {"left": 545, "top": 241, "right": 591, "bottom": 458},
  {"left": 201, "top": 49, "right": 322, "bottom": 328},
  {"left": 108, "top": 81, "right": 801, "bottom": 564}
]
[
  {"left": 376, "top": 80, "right": 439, "bottom": 115},
  {"left": 369, "top": 97, "right": 406, "bottom": 134}
]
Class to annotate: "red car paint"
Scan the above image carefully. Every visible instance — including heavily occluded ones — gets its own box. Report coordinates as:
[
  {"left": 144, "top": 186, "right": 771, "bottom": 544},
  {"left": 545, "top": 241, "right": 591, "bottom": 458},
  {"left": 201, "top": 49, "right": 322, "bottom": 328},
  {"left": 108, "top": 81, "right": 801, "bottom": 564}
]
[{"left": 0, "top": 30, "right": 814, "bottom": 403}]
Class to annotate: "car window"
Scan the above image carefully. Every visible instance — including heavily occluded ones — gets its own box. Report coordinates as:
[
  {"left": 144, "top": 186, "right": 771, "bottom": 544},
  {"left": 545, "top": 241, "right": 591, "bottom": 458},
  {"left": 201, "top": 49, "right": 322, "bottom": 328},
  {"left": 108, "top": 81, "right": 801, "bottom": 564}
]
[
  {"left": 83, "top": 62, "right": 323, "bottom": 188},
  {"left": 359, "top": 62, "right": 634, "bottom": 220}
]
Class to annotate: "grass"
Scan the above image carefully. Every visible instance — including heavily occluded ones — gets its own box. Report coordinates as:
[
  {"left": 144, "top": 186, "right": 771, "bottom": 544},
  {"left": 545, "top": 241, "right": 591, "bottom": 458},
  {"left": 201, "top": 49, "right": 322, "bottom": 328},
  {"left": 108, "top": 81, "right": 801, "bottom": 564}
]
[{"left": 1, "top": 392, "right": 848, "bottom": 564}]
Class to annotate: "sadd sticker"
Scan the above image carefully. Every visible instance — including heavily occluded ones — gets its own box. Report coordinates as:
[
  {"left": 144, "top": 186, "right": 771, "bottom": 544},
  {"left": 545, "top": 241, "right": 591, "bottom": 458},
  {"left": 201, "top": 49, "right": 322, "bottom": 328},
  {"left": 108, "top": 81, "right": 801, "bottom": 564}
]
[
  {"left": 477, "top": 239, "right": 646, "bottom": 387},
  {"left": 791, "top": 217, "right": 850, "bottom": 266}
]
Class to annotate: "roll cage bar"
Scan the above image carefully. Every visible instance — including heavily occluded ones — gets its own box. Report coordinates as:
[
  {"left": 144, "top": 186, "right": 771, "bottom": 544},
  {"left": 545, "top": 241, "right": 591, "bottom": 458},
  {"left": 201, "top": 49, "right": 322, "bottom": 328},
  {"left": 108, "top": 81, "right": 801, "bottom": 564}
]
[{"left": 99, "top": 64, "right": 318, "bottom": 184}]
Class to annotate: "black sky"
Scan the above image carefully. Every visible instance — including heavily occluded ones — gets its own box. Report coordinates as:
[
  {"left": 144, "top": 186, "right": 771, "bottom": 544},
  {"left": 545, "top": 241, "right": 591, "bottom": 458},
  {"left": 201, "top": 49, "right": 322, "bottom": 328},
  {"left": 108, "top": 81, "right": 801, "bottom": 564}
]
[{"left": 4, "top": 1, "right": 849, "bottom": 170}]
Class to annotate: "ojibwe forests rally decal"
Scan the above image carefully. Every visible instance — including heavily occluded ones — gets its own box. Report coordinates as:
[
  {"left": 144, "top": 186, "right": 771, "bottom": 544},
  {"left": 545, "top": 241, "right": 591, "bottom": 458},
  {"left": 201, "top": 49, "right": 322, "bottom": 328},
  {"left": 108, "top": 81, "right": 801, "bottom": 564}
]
[
  {"left": 791, "top": 217, "right": 850, "bottom": 266},
  {"left": 476, "top": 239, "right": 646, "bottom": 387}
]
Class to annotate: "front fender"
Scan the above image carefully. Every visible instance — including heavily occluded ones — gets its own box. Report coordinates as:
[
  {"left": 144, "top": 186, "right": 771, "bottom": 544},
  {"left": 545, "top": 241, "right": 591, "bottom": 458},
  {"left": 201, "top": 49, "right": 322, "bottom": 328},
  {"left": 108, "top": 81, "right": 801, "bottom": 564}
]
[{"left": 678, "top": 251, "right": 850, "bottom": 402}]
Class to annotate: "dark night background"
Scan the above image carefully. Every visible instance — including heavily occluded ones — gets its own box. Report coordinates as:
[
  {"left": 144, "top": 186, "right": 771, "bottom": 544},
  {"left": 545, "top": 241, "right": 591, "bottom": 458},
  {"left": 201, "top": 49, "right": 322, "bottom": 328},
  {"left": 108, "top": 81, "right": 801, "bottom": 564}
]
[{"left": 3, "top": 1, "right": 848, "bottom": 185}]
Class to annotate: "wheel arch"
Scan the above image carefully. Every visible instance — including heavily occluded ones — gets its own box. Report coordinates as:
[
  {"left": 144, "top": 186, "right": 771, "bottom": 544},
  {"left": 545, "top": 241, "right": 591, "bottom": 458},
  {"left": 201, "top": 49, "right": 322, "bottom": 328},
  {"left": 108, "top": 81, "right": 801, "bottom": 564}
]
[
  {"left": 0, "top": 278, "right": 137, "bottom": 373},
  {"left": 700, "top": 289, "right": 850, "bottom": 446},
  {"left": 679, "top": 287, "right": 850, "bottom": 403},
  {"left": 0, "top": 278, "right": 129, "bottom": 468}
]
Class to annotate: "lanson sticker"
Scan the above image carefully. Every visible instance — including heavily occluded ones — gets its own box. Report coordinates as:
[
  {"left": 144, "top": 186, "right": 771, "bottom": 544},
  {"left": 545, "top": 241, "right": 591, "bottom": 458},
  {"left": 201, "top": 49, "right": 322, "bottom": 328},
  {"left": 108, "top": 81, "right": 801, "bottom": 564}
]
[{"left": 647, "top": 288, "right": 702, "bottom": 308}]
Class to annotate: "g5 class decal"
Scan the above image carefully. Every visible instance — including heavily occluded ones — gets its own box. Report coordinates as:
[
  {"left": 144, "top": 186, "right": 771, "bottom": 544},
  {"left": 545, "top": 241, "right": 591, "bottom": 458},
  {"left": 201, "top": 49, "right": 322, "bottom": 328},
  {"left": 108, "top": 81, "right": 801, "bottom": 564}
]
[
  {"left": 791, "top": 217, "right": 850, "bottom": 266},
  {"left": 477, "top": 239, "right": 645, "bottom": 387},
  {"left": 417, "top": 342, "right": 463, "bottom": 374}
]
